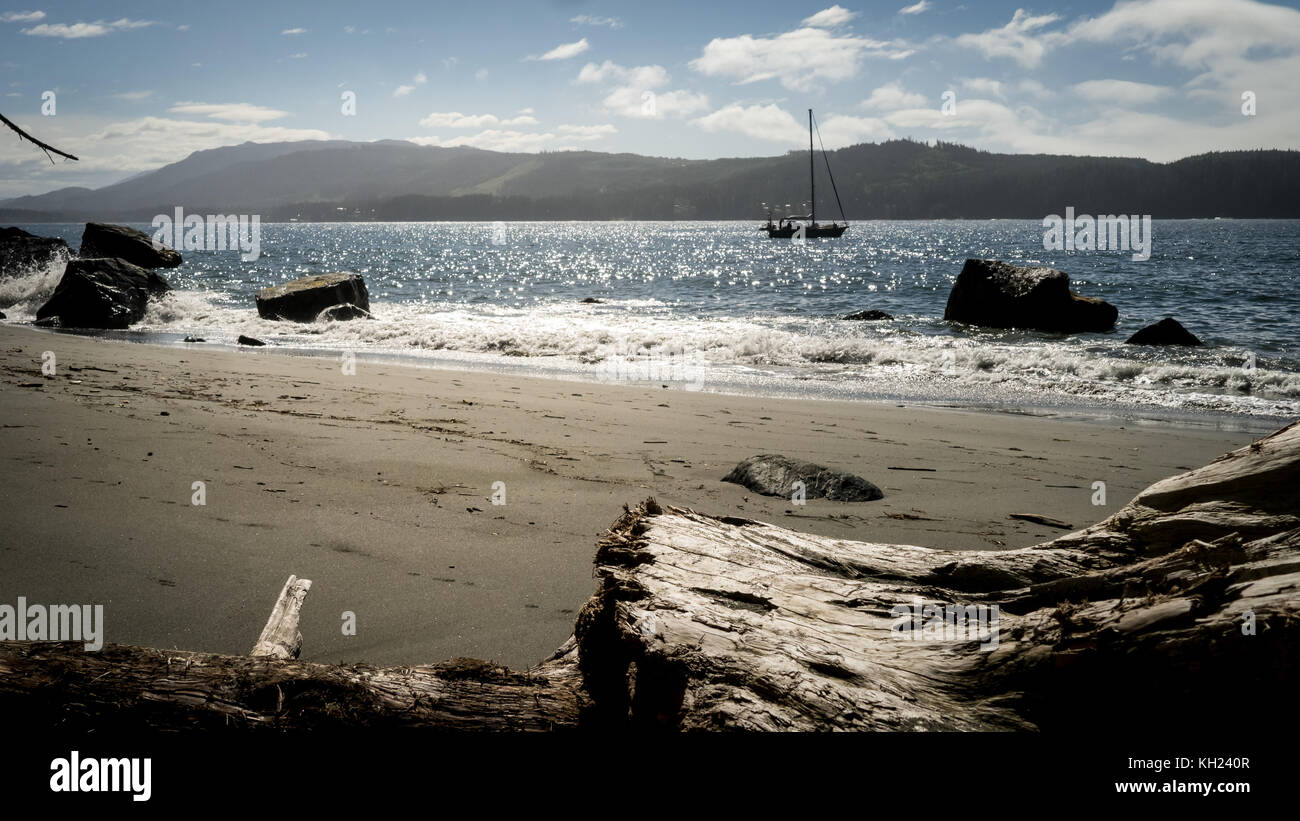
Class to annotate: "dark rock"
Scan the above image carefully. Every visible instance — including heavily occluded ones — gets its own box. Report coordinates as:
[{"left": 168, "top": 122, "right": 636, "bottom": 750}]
[
  {"left": 0, "top": 311, "right": 5, "bottom": 320},
  {"left": 842, "top": 309, "right": 893, "bottom": 321},
  {"left": 943, "top": 259, "right": 1117, "bottom": 333},
  {"left": 237, "top": 335, "right": 266, "bottom": 346},
  {"left": 183, "top": 335, "right": 205, "bottom": 342},
  {"left": 722, "top": 454, "right": 883, "bottom": 502},
  {"left": 1125, "top": 317, "right": 1202, "bottom": 346},
  {"left": 79, "top": 222, "right": 182, "bottom": 269},
  {"left": 35, "top": 257, "right": 171, "bottom": 329},
  {"left": 317, "top": 302, "right": 372, "bottom": 322},
  {"left": 580, "top": 297, "right": 603, "bottom": 304},
  {"left": 1, "top": 226, "right": 71, "bottom": 279},
  {"left": 256, "top": 273, "right": 369, "bottom": 322}
]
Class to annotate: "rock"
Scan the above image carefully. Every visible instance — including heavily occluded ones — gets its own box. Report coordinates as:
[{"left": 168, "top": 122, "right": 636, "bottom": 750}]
[
  {"left": 722, "top": 454, "right": 883, "bottom": 502},
  {"left": 237, "top": 335, "right": 266, "bottom": 346},
  {"left": 1125, "top": 317, "right": 1202, "bottom": 346},
  {"left": 34, "top": 257, "right": 171, "bottom": 329},
  {"left": 317, "top": 302, "right": 372, "bottom": 322},
  {"left": 183, "top": 335, "right": 205, "bottom": 342},
  {"left": 0, "top": 311, "right": 5, "bottom": 320},
  {"left": 943, "top": 258, "right": 1117, "bottom": 333},
  {"left": 1, "top": 226, "right": 70, "bottom": 279},
  {"left": 255, "top": 273, "right": 369, "bottom": 322},
  {"left": 580, "top": 297, "right": 603, "bottom": 304},
  {"left": 842, "top": 309, "right": 893, "bottom": 321},
  {"left": 79, "top": 222, "right": 182, "bottom": 269}
]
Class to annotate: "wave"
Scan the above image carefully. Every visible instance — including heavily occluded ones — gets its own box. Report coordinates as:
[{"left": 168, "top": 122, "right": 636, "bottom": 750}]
[
  {"left": 0, "top": 250, "right": 70, "bottom": 318},
  {"left": 123, "top": 289, "right": 1300, "bottom": 419}
]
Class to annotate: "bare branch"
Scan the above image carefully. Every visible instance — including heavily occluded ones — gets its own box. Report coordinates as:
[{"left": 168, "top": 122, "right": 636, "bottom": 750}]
[{"left": 0, "top": 111, "right": 79, "bottom": 164}]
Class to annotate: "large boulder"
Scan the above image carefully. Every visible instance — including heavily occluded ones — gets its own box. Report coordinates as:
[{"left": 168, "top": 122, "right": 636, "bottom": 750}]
[
  {"left": 1125, "top": 317, "right": 1202, "bottom": 346},
  {"left": 256, "top": 273, "right": 370, "bottom": 322},
  {"left": 35, "top": 257, "right": 171, "bottom": 329},
  {"left": 79, "top": 222, "right": 182, "bottom": 269},
  {"left": 943, "top": 259, "right": 1117, "bottom": 333},
  {"left": 1, "top": 226, "right": 71, "bottom": 279},
  {"left": 722, "top": 454, "right": 883, "bottom": 502}
]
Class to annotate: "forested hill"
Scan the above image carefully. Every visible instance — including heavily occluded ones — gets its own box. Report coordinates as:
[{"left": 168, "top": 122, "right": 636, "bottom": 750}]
[{"left": 4, "top": 138, "right": 1297, "bottom": 221}]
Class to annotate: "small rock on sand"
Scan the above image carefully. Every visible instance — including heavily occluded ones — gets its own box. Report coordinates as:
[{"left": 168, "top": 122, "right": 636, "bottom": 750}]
[{"left": 723, "top": 454, "right": 883, "bottom": 502}]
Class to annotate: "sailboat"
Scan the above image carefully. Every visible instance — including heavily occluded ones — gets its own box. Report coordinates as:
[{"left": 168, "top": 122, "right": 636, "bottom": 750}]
[{"left": 762, "top": 109, "right": 848, "bottom": 238}]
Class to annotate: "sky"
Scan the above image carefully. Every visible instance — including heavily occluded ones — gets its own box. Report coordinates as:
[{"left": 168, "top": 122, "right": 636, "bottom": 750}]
[{"left": 2, "top": 0, "right": 1299, "bottom": 198}]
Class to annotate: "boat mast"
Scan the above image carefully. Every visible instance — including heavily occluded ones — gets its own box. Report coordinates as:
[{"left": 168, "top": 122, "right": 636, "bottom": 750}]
[{"left": 808, "top": 109, "right": 815, "bottom": 226}]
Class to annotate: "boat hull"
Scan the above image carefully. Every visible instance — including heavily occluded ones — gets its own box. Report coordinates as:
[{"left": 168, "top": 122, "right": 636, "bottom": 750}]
[{"left": 763, "top": 224, "right": 847, "bottom": 238}]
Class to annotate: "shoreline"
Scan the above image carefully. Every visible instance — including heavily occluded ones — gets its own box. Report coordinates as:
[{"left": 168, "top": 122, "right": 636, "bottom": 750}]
[
  {"left": 0, "top": 322, "right": 1277, "bottom": 668},
  {"left": 11, "top": 321, "right": 1289, "bottom": 436}
]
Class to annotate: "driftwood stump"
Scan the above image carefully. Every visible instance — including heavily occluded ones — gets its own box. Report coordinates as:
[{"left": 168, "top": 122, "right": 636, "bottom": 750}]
[{"left": 2, "top": 423, "right": 1297, "bottom": 731}]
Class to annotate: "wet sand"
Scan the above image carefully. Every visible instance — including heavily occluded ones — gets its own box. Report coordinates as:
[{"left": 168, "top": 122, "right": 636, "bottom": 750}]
[{"left": 0, "top": 324, "right": 1264, "bottom": 668}]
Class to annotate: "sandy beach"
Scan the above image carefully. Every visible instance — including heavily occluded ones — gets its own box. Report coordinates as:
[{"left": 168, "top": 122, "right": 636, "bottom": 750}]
[{"left": 0, "top": 323, "right": 1266, "bottom": 669}]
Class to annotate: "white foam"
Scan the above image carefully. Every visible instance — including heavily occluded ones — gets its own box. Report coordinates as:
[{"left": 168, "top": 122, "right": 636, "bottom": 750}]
[
  {"left": 123, "top": 291, "right": 1300, "bottom": 418},
  {"left": 0, "top": 249, "right": 70, "bottom": 319}
]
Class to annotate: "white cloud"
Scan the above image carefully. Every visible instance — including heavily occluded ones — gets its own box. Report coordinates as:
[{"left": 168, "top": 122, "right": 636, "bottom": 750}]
[
  {"left": 286, "top": 53, "right": 306, "bottom": 59},
  {"left": 281, "top": 27, "right": 307, "bottom": 35},
  {"left": 692, "top": 103, "right": 805, "bottom": 143},
  {"left": 1072, "top": 79, "right": 1169, "bottom": 106},
  {"left": 960, "top": 77, "right": 1005, "bottom": 98},
  {"left": 690, "top": 24, "right": 913, "bottom": 91},
  {"left": 576, "top": 60, "right": 623, "bottom": 84},
  {"left": 474, "top": 68, "right": 489, "bottom": 81},
  {"left": 0, "top": 115, "right": 331, "bottom": 182},
  {"left": 1018, "top": 78, "right": 1051, "bottom": 99},
  {"left": 111, "top": 90, "right": 154, "bottom": 101},
  {"left": 692, "top": 103, "right": 889, "bottom": 148},
  {"left": 576, "top": 61, "right": 708, "bottom": 119},
  {"left": 21, "top": 18, "right": 155, "bottom": 38},
  {"left": 898, "top": 1, "right": 931, "bottom": 14},
  {"left": 534, "top": 37, "right": 590, "bottom": 61},
  {"left": 419, "top": 111, "right": 539, "bottom": 128},
  {"left": 168, "top": 102, "right": 289, "bottom": 123},
  {"left": 571, "top": 15, "right": 622, "bottom": 29},
  {"left": 862, "top": 82, "right": 927, "bottom": 110},
  {"left": 410, "top": 130, "right": 584, "bottom": 153},
  {"left": 556, "top": 123, "right": 617, "bottom": 139},
  {"left": 818, "top": 114, "right": 892, "bottom": 147},
  {"left": 393, "top": 72, "right": 428, "bottom": 97},
  {"left": 802, "top": 5, "right": 858, "bottom": 28},
  {"left": 953, "top": 9, "right": 1061, "bottom": 68},
  {"left": 0, "top": 10, "right": 44, "bottom": 23}
]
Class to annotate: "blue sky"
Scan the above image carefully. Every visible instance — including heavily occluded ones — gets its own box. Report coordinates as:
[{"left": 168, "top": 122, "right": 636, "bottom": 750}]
[{"left": 3, "top": 0, "right": 1299, "bottom": 197}]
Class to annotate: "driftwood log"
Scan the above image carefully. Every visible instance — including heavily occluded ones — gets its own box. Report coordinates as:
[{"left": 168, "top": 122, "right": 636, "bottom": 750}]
[{"left": 2, "top": 423, "right": 1297, "bottom": 731}]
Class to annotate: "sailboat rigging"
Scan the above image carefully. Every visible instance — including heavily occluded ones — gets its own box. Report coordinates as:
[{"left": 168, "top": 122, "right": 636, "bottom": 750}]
[{"left": 762, "top": 109, "right": 848, "bottom": 238}]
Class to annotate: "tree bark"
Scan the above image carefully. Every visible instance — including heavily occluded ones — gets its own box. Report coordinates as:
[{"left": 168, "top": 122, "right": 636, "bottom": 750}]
[{"left": 2, "top": 423, "right": 1297, "bottom": 731}]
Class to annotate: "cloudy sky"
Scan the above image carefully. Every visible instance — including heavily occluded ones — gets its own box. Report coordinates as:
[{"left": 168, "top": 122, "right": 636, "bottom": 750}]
[{"left": 2, "top": 0, "right": 1299, "bottom": 198}]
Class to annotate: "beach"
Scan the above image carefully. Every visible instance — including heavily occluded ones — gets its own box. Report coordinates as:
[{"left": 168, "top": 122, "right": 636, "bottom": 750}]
[{"left": 0, "top": 322, "right": 1267, "bottom": 669}]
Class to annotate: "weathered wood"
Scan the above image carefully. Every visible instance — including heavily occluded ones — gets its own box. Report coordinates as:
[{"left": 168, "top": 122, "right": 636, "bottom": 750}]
[
  {"left": 251, "top": 575, "right": 312, "bottom": 660},
  {"left": 1, "top": 422, "right": 1296, "bottom": 731},
  {"left": 0, "top": 639, "right": 585, "bottom": 731}
]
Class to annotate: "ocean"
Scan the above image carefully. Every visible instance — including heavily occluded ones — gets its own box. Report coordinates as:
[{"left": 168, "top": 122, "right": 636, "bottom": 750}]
[{"left": 4, "top": 220, "right": 1298, "bottom": 426}]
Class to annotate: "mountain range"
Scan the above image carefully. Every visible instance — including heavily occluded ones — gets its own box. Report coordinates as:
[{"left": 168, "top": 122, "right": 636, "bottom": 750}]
[{"left": 3, "top": 139, "right": 1297, "bottom": 222}]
